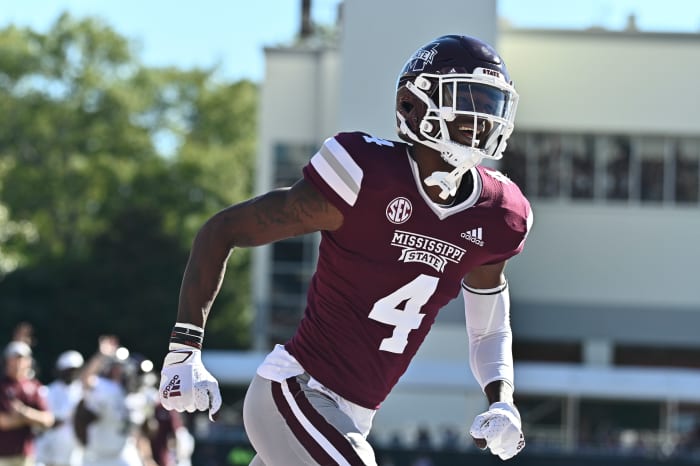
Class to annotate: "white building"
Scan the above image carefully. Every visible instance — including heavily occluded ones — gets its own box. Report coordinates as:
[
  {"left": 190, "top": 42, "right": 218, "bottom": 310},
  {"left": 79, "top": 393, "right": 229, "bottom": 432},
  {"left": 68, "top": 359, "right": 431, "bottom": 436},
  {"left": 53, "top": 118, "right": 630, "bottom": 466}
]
[{"left": 207, "top": 0, "right": 700, "bottom": 454}]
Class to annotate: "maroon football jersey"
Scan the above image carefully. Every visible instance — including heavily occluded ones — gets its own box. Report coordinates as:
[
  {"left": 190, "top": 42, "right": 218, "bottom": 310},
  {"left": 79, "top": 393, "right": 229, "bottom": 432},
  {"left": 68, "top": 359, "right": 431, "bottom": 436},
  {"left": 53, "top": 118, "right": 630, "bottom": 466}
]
[
  {"left": 285, "top": 132, "right": 532, "bottom": 409},
  {"left": 0, "top": 375, "right": 49, "bottom": 456}
]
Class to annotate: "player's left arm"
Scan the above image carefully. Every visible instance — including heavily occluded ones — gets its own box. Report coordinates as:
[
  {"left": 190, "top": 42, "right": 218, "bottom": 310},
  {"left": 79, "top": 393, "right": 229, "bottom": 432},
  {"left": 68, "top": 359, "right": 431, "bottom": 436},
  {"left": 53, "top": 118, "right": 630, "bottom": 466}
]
[
  {"left": 463, "top": 260, "right": 525, "bottom": 460},
  {"left": 463, "top": 261, "right": 513, "bottom": 401}
]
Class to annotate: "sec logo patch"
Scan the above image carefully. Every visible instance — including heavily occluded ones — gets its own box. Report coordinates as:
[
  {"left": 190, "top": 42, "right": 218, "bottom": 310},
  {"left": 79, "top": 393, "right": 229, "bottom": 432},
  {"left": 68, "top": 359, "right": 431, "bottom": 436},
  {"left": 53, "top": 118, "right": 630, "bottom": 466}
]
[{"left": 386, "top": 197, "right": 413, "bottom": 224}]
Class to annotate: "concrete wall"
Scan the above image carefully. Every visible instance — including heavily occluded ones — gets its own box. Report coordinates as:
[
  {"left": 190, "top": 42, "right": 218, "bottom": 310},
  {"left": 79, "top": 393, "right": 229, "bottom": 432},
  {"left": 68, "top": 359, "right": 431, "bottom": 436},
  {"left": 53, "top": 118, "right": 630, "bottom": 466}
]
[
  {"left": 506, "top": 202, "right": 700, "bottom": 308},
  {"left": 499, "top": 29, "right": 700, "bottom": 135}
]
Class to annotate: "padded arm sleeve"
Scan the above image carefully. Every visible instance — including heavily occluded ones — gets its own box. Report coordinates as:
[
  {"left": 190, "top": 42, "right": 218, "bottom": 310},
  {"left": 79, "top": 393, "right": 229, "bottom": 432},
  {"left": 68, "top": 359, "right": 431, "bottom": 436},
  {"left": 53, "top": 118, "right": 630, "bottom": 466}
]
[{"left": 463, "top": 281, "right": 514, "bottom": 391}]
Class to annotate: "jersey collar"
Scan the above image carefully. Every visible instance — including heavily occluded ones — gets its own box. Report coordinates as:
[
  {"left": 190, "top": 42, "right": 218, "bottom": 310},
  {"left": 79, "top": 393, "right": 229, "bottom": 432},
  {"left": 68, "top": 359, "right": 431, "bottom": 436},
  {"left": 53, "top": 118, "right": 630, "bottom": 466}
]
[{"left": 405, "top": 148, "right": 483, "bottom": 220}]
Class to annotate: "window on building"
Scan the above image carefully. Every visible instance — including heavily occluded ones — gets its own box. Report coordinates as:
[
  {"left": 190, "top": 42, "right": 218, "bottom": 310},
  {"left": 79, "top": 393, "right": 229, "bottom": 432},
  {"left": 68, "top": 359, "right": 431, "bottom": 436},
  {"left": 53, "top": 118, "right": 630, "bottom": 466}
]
[
  {"left": 502, "top": 132, "right": 700, "bottom": 206},
  {"left": 638, "top": 137, "right": 666, "bottom": 202},
  {"left": 265, "top": 142, "right": 321, "bottom": 344},
  {"left": 614, "top": 344, "right": 700, "bottom": 369},
  {"left": 268, "top": 239, "right": 317, "bottom": 343},
  {"left": 500, "top": 132, "right": 526, "bottom": 188},
  {"left": 532, "top": 133, "right": 562, "bottom": 198},
  {"left": 272, "top": 237, "right": 306, "bottom": 262},
  {"left": 566, "top": 134, "right": 596, "bottom": 200},
  {"left": 513, "top": 340, "right": 582, "bottom": 363},
  {"left": 269, "top": 263, "right": 311, "bottom": 341},
  {"left": 675, "top": 139, "right": 700, "bottom": 203},
  {"left": 603, "top": 136, "right": 631, "bottom": 201},
  {"left": 273, "top": 142, "right": 317, "bottom": 187}
]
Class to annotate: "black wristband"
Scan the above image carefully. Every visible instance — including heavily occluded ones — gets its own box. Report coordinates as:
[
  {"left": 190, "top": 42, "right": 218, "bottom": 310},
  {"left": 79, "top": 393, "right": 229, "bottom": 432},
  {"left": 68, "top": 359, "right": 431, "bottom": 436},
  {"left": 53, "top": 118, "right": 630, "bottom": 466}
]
[{"left": 170, "top": 324, "right": 204, "bottom": 350}]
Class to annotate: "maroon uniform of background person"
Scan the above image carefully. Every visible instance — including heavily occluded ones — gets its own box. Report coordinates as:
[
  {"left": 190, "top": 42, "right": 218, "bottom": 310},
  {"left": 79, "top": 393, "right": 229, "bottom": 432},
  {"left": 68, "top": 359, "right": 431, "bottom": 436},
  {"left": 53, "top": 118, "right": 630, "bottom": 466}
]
[
  {"left": 0, "top": 374, "right": 49, "bottom": 457},
  {"left": 286, "top": 131, "right": 531, "bottom": 409},
  {"left": 149, "top": 404, "right": 184, "bottom": 466}
]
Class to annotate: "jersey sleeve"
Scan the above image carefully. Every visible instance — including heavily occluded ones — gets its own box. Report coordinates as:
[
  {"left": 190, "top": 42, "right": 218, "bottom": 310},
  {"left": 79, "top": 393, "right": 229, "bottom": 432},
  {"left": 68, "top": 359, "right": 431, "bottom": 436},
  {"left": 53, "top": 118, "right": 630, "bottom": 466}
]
[
  {"left": 303, "top": 132, "right": 365, "bottom": 215},
  {"left": 503, "top": 202, "right": 533, "bottom": 260},
  {"left": 479, "top": 168, "right": 534, "bottom": 265},
  {"left": 488, "top": 194, "right": 534, "bottom": 264}
]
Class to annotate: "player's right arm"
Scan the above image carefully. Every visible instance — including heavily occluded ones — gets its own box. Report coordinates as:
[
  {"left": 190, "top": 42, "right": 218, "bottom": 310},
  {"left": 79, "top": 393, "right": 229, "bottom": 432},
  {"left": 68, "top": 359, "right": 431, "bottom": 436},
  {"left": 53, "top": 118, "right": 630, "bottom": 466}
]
[
  {"left": 0, "top": 400, "right": 54, "bottom": 430},
  {"left": 177, "top": 177, "right": 343, "bottom": 327},
  {"left": 159, "top": 178, "right": 342, "bottom": 419}
]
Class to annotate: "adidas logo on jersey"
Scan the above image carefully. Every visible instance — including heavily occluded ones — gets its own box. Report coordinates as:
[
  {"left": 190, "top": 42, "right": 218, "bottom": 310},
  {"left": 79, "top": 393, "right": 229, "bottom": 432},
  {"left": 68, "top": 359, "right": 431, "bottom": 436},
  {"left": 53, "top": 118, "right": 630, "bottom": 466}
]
[{"left": 461, "top": 227, "right": 484, "bottom": 247}]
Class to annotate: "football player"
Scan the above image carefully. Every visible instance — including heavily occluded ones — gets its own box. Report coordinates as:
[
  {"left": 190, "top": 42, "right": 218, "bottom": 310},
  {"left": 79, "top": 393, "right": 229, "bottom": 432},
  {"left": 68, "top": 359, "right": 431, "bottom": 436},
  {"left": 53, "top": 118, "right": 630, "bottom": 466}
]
[
  {"left": 0, "top": 341, "right": 55, "bottom": 464},
  {"left": 160, "top": 34, "right": 532, "bottom": 464},
  {"left": 35, "top": 350, "right": 85, "bottom": 466},
  {"left": 75, "top": 342, "right": 157, "bottom": 466}
]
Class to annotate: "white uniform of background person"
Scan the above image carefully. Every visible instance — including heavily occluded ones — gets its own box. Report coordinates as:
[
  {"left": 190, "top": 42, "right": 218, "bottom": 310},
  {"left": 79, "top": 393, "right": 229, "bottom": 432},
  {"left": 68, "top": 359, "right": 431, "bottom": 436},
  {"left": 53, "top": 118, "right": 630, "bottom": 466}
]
[
  {"left": 125, "top": 361, "right": 195, "bottom": 466},
  {"left": 35, "top": 350, "right": 85, "bottom": 466},
  {"left": 78, "top": 352, "right": 145, "bottom": 466}
]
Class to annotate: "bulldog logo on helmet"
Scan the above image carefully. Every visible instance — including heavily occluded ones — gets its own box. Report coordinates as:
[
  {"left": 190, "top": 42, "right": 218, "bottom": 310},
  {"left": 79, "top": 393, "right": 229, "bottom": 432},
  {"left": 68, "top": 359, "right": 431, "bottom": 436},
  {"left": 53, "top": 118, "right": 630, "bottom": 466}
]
[{"left": 406, "top": 44, "right": 438, "bottom": 72}]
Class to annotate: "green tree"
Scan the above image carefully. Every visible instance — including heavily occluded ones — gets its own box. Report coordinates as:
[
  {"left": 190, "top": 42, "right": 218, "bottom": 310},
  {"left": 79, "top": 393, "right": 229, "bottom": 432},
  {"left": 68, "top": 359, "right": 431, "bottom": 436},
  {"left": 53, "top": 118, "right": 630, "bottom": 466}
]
[{"left": 0, "top": 13, "right": 257, "bottom": 372}]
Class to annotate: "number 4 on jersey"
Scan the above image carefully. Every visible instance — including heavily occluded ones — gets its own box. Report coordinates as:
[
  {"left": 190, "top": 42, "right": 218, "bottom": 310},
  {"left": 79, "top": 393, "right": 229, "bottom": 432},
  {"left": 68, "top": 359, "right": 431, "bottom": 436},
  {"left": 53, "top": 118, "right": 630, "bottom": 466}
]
[
  {"left": 367, "top": 274, "right": 439, "bottom": 353},
  {"left": 362, "top": 135, "right": 394, "bottom": 147},
  {"left": 484, "top": 168, "right": 513, "bottom": 184}
]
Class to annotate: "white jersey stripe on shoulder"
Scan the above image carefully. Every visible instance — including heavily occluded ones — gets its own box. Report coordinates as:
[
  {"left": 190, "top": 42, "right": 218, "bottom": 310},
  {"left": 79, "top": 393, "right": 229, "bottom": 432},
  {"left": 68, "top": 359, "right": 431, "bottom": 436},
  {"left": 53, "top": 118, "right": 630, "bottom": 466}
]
[
  {"left": 321, "top": 137, "right": 363, "bottom": 193},
  {"left": 310, "top": 137, "right": 363, "bottom": 206},
  {"left": 281, "top": 379, "right": 352, "bottom": 466},
  {"left": 526, "top": 208, "right": 534, "bottom": 234}
]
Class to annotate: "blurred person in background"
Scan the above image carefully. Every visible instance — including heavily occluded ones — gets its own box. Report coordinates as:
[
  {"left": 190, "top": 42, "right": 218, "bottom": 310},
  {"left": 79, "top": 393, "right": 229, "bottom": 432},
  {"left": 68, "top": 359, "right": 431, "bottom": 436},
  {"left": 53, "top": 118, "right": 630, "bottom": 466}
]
[
  {"left": 145, "top": 404, "right": 193, "bottom": 466},
  {"left": 159, "top": 34, "right": 531, "bottom": 464},
  {"left": 35, "top": 350, "right": 86, "bottom": 466},
  {"left": 10, "top": 323, "right": 38, "bottom": 379},
  {"left": 127, "top": 356, "right": 194, "bottom": 466},
  {"left": 0, "top": 341, "right": 55, "bottom": 466},
  {"left": 74, "top": 337, "right": 156, "bottom": 466},
  {"left": 10, "top": 323, "right": 35, "bottom": 348}
]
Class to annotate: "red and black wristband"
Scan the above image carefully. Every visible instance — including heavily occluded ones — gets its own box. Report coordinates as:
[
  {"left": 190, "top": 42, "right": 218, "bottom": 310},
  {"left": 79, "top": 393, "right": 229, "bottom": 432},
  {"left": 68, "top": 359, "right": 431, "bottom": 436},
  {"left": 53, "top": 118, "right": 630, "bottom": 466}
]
[{"left": 170, "top": 323, "right": 204, "bottom": 350}]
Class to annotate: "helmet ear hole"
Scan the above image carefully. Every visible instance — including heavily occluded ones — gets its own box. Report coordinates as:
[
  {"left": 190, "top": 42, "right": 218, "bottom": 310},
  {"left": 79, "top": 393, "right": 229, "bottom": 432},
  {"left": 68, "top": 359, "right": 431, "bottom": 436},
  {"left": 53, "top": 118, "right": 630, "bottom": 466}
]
[
  {"left": 420, "top": 121, "right": 433, "bottom": 133},
  {"left": 415, "top": 76, "right": 432, "bottom": 91}
]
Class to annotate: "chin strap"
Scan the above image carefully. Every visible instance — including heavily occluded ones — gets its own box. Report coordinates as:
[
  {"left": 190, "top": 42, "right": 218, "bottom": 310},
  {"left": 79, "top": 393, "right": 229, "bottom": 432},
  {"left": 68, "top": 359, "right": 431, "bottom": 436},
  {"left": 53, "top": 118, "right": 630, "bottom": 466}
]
[
  {"left": 425, "top": 169, "right": 463, "bottom": 200},
  {"left": 397, "top": 111, "right": 483, "bottom": 200},
  {"left": 425, "top": 151, "right": 482, "bottom": 200}
]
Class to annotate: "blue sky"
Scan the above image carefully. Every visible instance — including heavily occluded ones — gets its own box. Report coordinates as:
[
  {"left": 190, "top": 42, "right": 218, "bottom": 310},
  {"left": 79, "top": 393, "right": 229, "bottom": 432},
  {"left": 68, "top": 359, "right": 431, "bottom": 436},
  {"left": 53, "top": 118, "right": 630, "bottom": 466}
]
[{"left": 2, "top": 0, "right": 700, "bottom": 82}]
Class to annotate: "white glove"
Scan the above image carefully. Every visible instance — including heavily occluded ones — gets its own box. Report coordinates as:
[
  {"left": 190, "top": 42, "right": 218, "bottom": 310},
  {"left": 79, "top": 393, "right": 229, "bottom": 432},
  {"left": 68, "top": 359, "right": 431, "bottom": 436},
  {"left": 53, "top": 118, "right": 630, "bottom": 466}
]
[
  {"left": 469, "top": 401, "right": 525, "bottom": 460},
  {"left": 159, "top": 346, "right": 222, "bottom": 421}
]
